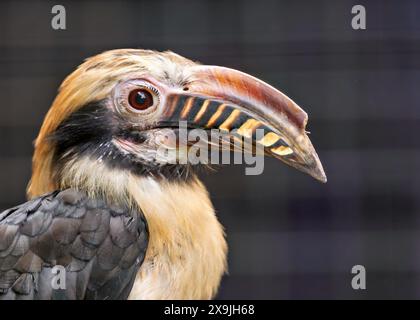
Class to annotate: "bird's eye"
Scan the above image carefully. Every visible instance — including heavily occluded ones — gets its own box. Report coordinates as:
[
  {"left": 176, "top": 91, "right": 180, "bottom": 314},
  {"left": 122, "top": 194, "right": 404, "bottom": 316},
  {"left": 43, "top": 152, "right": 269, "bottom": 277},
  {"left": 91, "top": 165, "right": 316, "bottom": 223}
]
[{"left": 128, "top": 89, "right": 154, "bottom": 111}]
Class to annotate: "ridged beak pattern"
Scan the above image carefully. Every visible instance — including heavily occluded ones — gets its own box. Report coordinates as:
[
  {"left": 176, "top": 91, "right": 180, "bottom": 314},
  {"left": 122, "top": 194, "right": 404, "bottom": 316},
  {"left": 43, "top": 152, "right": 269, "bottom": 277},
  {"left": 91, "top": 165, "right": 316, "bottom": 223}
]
[{"left": 157, "top": 65, "right": 326, "bottom": 182}]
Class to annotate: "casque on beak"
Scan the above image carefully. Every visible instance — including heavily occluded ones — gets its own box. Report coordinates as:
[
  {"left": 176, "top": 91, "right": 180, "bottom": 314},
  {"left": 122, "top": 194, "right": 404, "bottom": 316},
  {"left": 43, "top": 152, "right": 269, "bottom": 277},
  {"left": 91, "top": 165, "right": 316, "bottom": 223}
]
[{"left": 156, "top": 65, "right": 327, "bottom": 183}]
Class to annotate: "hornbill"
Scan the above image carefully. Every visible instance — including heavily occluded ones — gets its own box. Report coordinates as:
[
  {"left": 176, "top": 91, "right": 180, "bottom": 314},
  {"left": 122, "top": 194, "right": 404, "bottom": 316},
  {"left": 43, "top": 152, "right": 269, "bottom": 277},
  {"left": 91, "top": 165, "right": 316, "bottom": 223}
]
[{"left": 0, "top": 49, "right": 326, "bottom": 300}]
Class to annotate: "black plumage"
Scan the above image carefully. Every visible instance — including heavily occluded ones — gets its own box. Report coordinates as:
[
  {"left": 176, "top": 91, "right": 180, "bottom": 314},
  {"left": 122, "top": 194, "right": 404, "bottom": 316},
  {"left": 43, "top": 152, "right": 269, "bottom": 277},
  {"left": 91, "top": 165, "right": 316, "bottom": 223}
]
[
  {"left": 0, "top": 189, "right": 148, "bottom": 300},
  {"left": 50, "top": 100, "right": 197, "bottom": 182}
]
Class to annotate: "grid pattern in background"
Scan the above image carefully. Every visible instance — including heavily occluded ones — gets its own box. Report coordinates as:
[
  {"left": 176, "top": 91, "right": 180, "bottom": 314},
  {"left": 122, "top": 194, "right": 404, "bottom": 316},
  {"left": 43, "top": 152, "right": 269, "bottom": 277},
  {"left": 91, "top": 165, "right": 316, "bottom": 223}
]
[{"left": 0, "top": 0, "right": 419, "bottom": 299}]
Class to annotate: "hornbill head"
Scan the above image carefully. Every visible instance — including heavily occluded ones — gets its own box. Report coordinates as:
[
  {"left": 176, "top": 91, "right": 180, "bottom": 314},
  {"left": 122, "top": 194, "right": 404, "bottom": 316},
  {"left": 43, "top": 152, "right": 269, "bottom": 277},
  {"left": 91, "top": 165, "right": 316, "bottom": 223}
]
[{"left": 28, "top": 49, "right": 326, "bottom": 199}]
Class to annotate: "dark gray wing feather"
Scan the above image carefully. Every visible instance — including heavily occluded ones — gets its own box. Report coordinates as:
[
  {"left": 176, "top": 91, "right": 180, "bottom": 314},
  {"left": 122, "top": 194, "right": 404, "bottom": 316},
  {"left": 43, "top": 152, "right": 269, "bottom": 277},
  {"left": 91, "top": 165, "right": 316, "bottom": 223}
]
[{"left": 0, "top": 189, "right": 148, "bottom": 300}]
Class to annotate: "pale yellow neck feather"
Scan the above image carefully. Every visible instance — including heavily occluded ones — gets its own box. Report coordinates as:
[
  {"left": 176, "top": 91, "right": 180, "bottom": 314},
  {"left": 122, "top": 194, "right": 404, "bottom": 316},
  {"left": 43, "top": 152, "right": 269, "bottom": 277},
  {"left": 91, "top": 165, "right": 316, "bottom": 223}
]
[{"left": 127, "top": 176, "right": 227, "bottom": 300}]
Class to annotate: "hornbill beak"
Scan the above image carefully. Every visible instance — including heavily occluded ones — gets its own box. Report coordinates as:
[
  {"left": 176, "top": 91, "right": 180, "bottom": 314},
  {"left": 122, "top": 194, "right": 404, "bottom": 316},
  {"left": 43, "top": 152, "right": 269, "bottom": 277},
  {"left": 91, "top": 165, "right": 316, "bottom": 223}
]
[{"left": 156, "top": 65, "right": 327, "bottom": 183}]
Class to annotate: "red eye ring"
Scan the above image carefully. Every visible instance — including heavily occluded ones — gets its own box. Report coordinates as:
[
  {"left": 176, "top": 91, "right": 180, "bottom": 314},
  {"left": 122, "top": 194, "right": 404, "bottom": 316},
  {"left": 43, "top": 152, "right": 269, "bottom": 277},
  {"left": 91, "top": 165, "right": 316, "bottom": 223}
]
[{"left": 128, "top": 88, "right": 154, "bottom": 111}]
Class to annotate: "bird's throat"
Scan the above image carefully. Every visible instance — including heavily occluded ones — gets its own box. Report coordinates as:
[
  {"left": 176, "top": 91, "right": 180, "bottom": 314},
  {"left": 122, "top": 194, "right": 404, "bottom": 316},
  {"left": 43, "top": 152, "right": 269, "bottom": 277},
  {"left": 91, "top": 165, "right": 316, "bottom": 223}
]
[{"left": 126, "top": 175, "right": 227, "bottom": 299}]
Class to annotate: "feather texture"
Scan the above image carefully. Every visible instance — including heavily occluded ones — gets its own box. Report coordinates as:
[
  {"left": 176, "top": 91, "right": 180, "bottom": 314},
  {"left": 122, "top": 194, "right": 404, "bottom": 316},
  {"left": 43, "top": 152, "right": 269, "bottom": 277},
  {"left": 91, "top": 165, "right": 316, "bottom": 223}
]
[{"left": 0, "top": 189, "right": 148, "bottom": 300}]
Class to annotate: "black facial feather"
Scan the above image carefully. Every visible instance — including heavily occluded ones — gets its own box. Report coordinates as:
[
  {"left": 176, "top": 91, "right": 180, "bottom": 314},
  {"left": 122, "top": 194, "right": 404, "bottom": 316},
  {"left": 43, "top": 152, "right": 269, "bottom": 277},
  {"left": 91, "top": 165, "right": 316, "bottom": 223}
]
[
  {"left": 50, "top": 100, "right": 114, "bottom": 159},
  {"left": 49, "top": 100, "right": 196, "bottom": 182}
]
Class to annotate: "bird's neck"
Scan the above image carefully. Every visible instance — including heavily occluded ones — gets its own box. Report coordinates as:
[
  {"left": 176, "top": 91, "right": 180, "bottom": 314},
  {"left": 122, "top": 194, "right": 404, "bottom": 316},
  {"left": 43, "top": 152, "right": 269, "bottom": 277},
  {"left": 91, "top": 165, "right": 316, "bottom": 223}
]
[
  {"left": 57, "top": 157, "right": 227, "bottom": 299},
  {"left": 126, "top": 175, "right": 227, "bottom": 299}
]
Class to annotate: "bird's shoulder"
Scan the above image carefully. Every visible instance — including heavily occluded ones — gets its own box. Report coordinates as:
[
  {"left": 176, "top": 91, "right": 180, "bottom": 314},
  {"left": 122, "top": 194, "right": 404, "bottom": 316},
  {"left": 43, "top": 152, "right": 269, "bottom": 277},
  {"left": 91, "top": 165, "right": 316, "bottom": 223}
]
[{"left": 0, "top": 189, "right": 148, "bottom": 300}]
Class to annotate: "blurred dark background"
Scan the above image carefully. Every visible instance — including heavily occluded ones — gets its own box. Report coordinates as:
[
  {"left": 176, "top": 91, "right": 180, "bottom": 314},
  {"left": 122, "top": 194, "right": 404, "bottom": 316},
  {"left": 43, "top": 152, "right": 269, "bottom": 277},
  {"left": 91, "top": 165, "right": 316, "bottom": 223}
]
[{"left": 1, "top": 0, "right": 419, "bottom": 299}]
